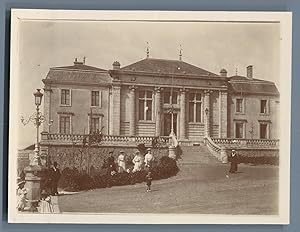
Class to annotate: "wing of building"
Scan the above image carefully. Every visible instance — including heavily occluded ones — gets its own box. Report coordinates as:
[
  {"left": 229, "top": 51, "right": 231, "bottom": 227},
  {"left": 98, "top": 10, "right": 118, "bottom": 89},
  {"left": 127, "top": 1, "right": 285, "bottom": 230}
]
[{"left": 42, "top": 57, "right": 280, "bottom": 142}]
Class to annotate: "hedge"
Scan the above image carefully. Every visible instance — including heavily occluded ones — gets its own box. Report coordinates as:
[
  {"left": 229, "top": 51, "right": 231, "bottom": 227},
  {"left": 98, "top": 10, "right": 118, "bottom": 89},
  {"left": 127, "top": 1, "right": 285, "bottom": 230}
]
[{"left": 57, "top": 156, "right": 179, "bottom": 192}]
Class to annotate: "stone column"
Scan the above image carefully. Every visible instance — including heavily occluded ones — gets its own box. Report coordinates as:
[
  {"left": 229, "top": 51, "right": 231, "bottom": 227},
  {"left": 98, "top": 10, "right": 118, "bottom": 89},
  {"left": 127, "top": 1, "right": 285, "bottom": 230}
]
[
  {"left": 204, "top": 90, "right": 211, "bottom": 137},
  {"left": 111, "top": 82, "right": 121, "bottom": 135},
  {"left": 179, "top": 88, "right": 187, "bottom": 140},
  {"left": 129, "top": 86, "right": 136, "bottom": 136},
  {"left": 219, "top": 90, "right": 228, "bottom": 138},
  {"left": 154, "top": 87, "right": 162, "bottom": 136}
]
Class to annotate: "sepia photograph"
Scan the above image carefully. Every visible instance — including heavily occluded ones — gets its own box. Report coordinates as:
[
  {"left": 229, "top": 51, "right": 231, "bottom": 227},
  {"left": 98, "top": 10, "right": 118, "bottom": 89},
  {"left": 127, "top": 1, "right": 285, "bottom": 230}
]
[{"left": 8, "top": 10, "right": 292, "bottom": 224}]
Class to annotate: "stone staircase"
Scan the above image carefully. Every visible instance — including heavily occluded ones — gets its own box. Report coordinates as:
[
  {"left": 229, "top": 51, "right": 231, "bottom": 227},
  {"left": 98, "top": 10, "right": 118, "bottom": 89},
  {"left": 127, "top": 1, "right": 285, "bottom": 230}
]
[{"left": 179, "top": 145, "right": 219, "bottom": 165}]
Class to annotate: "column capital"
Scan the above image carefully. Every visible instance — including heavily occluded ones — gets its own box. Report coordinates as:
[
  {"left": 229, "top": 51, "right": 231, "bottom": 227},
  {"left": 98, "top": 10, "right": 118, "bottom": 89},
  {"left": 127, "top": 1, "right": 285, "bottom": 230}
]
[
  {"left": 129, "top": 85, "right": 137, "bottom": 91},
  {"left": 179, "top": 87, "right": 187, "bottom": 93},
  {"left": 219, "top": 90, "right": 228, "bottom": 95},
  {"left": 204, "top": 89, "right": 213, "bottom": 95},
  {"left": 154, "top": 86, "right": 163, "bottom": 93}
]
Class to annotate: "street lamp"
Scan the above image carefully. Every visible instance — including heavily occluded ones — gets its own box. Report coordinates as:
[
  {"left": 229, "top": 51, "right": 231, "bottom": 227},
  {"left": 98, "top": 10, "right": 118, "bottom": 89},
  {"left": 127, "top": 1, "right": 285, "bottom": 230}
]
[{"left": 21, "top": 89, "right": 45, "bottom": 166}]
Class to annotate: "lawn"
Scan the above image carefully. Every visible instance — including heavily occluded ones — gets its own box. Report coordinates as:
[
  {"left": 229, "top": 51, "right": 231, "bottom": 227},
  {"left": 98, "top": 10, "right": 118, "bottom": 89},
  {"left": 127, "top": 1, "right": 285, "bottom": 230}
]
[{"left": 57, "top": 162, "right": 278, "bottom": 215}]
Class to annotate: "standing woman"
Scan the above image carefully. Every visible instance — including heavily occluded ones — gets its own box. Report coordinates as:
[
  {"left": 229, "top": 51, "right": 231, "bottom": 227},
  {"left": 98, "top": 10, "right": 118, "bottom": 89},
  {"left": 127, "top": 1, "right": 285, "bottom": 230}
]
[
  {"left": 229, "top": 149, "right": 239, "bottom": 173},
  {"left": 117, "top": 151, "right": 126, "bottom": 173},
  {"left": 132, "top": 151, "right": 143, "bottom": 172}
]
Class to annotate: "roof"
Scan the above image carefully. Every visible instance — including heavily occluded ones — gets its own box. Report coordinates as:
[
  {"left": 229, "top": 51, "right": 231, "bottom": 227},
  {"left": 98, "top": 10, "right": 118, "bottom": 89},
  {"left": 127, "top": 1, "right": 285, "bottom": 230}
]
[
  {"left": 229, "top": 75, "right": 279, "bottom": 95},
  {"left": 121, "top": 58, "right": 219, "bottom": 77},
  {"left": 53, "top": 61, "right": 106, "bottom": 72},
  {"left": 22, "top": 144, "right": 35, "bottom": 150},
  {"left": 44, "top": 62, "right": 111, "bottom": 84}
]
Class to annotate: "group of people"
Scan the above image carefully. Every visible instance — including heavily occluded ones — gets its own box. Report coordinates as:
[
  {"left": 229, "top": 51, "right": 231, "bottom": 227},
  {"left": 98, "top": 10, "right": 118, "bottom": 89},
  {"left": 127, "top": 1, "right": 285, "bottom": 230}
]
[
  {"left": 16, "top": 161, "right": 61, "bottom": 213},
  {"left": 105, "top": 148, "right": 154, "bottom": 174},
  {"left": 105, "top": 148, "right": 154, "bottom": 191}
]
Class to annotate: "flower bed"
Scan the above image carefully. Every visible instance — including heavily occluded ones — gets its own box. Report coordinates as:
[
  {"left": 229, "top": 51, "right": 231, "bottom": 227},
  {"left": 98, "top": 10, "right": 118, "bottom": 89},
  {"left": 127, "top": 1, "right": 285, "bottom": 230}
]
[{"left": 58, "top": 156, "right": 179, "bottom": 192}]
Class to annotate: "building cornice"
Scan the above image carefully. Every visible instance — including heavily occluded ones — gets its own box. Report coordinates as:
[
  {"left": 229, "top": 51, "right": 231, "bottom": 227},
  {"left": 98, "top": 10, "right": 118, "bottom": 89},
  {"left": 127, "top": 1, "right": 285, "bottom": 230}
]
[
  {"left": 42, "top": 79, "right": 112, "bottom": 88},
  {"left": 110, "top": 69, "right": 225, "bottom": 82}
]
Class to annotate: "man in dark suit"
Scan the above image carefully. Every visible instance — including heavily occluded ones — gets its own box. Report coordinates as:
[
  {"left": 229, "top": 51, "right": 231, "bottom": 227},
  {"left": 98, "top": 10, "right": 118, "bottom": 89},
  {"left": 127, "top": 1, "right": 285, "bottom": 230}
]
[
  {"left": 50, "top": 161, "right": 61, "bottom": 195},
  {"left": 229, "top": 149, "right": 239, "bottom": 173}
]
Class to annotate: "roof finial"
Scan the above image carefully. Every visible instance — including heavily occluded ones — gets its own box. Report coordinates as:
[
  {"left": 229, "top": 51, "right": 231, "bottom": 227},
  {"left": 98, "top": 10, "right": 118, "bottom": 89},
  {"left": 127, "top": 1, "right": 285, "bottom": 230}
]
[
  {"left": 83, "top": 56, "right": 86, "bottom": 64},
  {"left": 235, "top": 68, "right": 238, "bottom": 76},
  {"left": 146, "top": 42, "right": 149, "bottom": 58},
  {"left": 179, "top": 44, "right": 183, "bottom": 61},
  {"left": 75, "top": 57, "right": 78, "bottom": 62}
]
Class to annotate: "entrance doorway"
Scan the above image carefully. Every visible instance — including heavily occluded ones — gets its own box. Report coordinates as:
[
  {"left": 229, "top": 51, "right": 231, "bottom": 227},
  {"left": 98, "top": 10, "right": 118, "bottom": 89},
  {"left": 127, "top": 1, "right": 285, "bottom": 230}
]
[{"left": 163, "top": 113, "right": 177, "bottom": 136}]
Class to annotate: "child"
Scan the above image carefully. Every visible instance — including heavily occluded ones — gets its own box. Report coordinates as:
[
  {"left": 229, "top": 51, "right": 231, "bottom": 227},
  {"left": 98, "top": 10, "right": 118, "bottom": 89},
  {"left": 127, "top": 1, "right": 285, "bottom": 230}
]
[
  {"left": 16, "top": 180, "right": 28, "bottom": 211},
  {"left": 146, "top": 171, "right": 152, "bottom": 192},
  {"left": 38, "top": 190, "right": 54, "bottom": 213}
]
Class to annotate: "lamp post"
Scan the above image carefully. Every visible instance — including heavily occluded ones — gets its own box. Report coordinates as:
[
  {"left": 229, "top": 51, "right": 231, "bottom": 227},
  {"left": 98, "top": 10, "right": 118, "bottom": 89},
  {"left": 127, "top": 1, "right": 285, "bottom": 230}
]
[
  {"left": 21, "top": 89, "right": 45, "bottom": 166},
  {"left": 20, "top": 89, "right": 47, "bottom": 211}
]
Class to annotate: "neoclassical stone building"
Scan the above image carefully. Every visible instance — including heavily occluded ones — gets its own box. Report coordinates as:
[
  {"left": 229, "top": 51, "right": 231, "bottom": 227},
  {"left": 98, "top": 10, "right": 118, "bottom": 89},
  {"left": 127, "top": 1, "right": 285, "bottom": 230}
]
[{"left": 41, "top": 56, "right": 279, "bottom": 143}]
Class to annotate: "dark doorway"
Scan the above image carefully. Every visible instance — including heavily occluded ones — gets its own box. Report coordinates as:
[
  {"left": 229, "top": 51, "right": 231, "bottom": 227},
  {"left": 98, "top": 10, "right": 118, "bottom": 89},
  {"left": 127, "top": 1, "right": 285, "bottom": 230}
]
[{"left": 163, "top": 113, "right": 177, "bottom": 136}]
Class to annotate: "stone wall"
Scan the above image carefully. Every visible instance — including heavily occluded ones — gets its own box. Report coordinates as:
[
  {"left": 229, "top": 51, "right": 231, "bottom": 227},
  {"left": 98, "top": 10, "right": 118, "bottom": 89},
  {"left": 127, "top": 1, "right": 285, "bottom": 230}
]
[{"left": 46, "top": 145, "right": 168, "bottom": 172}]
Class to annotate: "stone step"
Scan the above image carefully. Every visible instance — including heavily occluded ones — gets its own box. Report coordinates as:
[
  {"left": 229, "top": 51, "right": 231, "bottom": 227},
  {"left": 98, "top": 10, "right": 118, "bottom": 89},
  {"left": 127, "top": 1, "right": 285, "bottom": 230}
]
[{"left": 179, "top": 145, "right": 219, "bottom": 164}]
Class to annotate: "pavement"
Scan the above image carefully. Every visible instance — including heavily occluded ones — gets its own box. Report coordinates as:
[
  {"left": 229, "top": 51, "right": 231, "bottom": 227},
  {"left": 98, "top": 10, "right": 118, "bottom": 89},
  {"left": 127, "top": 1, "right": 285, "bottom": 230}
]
[{"left": 56, "top": 147, "right": 279, "bottom": 214}]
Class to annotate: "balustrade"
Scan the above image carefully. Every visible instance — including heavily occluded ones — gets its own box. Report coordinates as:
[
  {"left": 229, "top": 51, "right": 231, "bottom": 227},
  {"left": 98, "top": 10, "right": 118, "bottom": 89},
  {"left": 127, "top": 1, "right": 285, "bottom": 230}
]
[
  {"left": 211, "top": 138, "right": 279, "bottom": 149},
  {"left": 42, "top": 133, "right": 170, "bottom": 147}
]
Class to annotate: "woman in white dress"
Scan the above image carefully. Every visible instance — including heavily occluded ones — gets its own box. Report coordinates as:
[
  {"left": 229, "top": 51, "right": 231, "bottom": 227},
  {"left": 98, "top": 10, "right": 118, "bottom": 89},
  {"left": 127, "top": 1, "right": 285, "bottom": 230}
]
[
  {"left": 117, "top": 151, "right": 126, "bottom": 173},
  {"left": 38, "top": 190, "right": 54, "bottom": 213},
  {"left": 132, "top": 151, "right": 143, "bottom": 173}
]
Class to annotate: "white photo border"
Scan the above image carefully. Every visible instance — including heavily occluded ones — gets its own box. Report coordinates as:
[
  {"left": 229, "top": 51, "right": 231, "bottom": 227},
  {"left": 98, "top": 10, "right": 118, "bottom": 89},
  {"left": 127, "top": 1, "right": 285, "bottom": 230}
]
[{"left": 8, "top": 9, "right": 292, "bottom": 224}]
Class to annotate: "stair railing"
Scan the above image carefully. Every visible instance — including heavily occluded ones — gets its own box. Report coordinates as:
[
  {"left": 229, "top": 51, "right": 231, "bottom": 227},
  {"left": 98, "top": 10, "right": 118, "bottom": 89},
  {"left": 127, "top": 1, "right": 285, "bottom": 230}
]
[{"left": 204, "top": 136, "right": 228, "bottom": 163}]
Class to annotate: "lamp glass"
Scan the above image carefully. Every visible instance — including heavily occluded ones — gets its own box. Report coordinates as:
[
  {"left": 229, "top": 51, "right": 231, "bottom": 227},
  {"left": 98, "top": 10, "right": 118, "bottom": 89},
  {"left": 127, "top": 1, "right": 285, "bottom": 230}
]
[{"left": 34, "top": 89, "right": 43, "bottom": 106}]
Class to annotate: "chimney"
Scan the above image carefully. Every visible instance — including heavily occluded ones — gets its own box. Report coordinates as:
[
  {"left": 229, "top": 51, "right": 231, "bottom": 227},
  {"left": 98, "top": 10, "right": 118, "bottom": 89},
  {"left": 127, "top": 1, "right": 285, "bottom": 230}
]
[
  {"left": 74, "top": 58, "right": 83, "bottom": 65},
  {"left": 220, "top": 68, "right": 227, "bottom": 77},
  {"left": 247, "top": 65, "right": 253, "bottom": 79},
  {"left": 112, "top": 61, "right": 120, "bottom": 70}
]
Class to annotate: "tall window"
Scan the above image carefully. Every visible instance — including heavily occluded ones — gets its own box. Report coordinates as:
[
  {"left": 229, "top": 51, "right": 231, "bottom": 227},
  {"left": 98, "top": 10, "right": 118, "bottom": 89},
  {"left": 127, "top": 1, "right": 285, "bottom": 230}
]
[
  {"left": 138, "top": 90, "right": 153, "bottom": 121},
  {"left": 260, "top": 123, "right": 268, "bottom": 139},
  {"left": 91, "top": 91, "right": 100, "bottom": 106},
  {"left": 260, "top": 100, "right": 267, "bottom": 114},
  {"left": 59, "top": 116, "right": 70, "bottom": 134},
  {"left": 61, "top": 89, "right": 70, "bottom": 105},
  {"left": 188, "top": 93, "right": 202, "bottom": 123},
  {"left": 236, "top": 98, "right": 243, "bottom": 113},
  {"left": 163, "top": 91, "right": 178, "bottom": 104},
  {"left": 90, "top": 117, "right": 100, "bottom": 133},
  {"left": 235, "top": 122, "right": 244, "bottom": 138}
]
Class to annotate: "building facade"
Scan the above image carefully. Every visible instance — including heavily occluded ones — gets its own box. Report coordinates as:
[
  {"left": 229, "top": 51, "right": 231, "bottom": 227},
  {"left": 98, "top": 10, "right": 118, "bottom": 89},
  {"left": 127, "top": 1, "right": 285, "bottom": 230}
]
[{"left": 42, "top": 57, "right": 280, "bottom": 143}]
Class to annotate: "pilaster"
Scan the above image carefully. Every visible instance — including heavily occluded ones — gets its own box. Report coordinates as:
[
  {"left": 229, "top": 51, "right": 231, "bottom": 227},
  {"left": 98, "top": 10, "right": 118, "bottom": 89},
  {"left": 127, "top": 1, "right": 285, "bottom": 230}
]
[{"left": 154, "top": 87, "right": 162, "bottom": 136}]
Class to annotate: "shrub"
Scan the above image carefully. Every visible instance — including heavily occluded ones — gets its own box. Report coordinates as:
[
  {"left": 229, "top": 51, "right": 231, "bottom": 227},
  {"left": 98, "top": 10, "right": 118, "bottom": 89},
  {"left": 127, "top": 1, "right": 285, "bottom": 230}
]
[
  {"left": 236, "top": 155, "right": 279, "bottom": 165},
  {"left": 58, "top": 156, "right": 179, "bottom": 192},
  {"left": 58, "top": 167, "right": 95, "bottom": 192}
]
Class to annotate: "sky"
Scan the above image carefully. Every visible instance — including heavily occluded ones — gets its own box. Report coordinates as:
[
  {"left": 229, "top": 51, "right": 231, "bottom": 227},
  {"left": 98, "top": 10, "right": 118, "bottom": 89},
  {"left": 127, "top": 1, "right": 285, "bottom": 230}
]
[{"left": 16, "top": 20, "right": 280, "bottom": 149}]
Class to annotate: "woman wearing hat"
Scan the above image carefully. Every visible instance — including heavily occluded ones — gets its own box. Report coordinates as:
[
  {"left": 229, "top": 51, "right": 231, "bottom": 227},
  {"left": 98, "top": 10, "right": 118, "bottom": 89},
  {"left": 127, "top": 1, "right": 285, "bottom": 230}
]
[
  {"left": 144, "top": 148, "right": 154, "bottom": 169},
  {"left": 229, "top": 149, "right": 239, "bottom": 173},
  {"left": 16, "top": 179, "right": 28, "bottom": 211},
  {"left": 117, "top": 150, "right": 126, "bottom": 173},
  {"left": 132, "top": 150, "right": 143, "bottom": 173}
]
